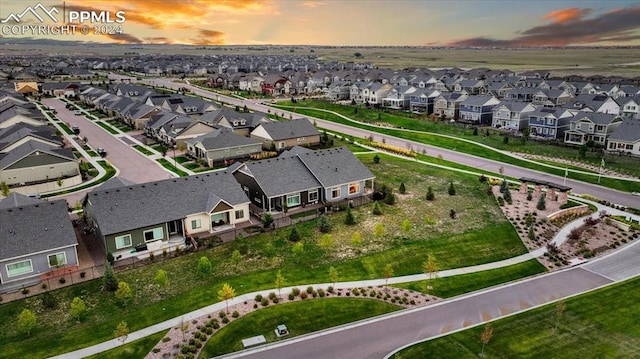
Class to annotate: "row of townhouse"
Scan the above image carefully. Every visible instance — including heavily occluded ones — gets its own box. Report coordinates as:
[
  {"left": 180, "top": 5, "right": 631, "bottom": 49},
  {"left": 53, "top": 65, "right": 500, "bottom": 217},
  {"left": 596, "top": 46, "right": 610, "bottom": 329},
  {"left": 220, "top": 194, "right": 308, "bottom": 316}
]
[{"left": 0, "top": 144, "right": 375, "bottom": 293}]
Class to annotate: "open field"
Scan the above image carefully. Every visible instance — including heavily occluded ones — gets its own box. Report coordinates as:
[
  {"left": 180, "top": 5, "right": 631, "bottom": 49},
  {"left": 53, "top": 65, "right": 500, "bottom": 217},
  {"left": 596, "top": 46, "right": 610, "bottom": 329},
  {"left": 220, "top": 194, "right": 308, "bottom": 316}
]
[
  {"left": 0, "top": 154, "right": 528, "bottom": 358},
  {"left": 2, "top": 44, "right": 639, "bottom": 77},
  {"left": 392, "top": 276, "right": 640, "bottom": 359}
]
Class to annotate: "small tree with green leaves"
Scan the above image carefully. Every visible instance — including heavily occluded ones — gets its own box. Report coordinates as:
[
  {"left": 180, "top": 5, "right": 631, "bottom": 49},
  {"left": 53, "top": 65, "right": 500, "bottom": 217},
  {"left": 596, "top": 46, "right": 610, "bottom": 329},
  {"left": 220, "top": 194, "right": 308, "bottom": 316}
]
[
  {"left": 480, "top": 323, "right": 493, "bottom": 357},
  {"left": 383, "top": 264, "right": 394, "bottom": 286},
  {"left": 103, "top": 262, "right": 118, "bottom": 292},
  {"left": 372, "top": 201, "right": 382, "bottom": 215},
  {"left": 0, "top": 181, "right": 10, "bottom": 196},
  {"left": 292, "top": 242, "right": 304, "bottom": 255},
  {"left": 115, "top": 281, "right": 132, "bottom": 305},
  {"left": 197, "top": 256, "right": 212, "bottom": 277},
  {"left": 399, "top": 182, "right": 406, "bottom": 194},
  {"left": 351, "top": 231, "right": 362, "bottom": 247},
  {"left": 288, "top": 226, "right": 300, "bottom": 242},
  {"left": 426, "top": 186, "right": 435, "bottom": 201},
  {"left": 373, "top": 154, "right": 380, "bottom": 164},
  {"left": 503, "top": 187, "right": 512, "bottom": 204},
  {"left": 17, "top": 309, "right": 36, "bottom": 336},
  {"left": 275, "top": 270, "right": 285, "bottom": 298},
  {"left": 113, "top": 321, "right": 129, "bottom": 343},
  {"left": 317, "top": 214, "right": 331, "bottom": 233},
  {"left": 526, "top": 190, "right": 533, "bottom": 201},
  {"left": 448, "top": 182, "right": 456, "bottom": 196},
  {"left": 154, "top": 269, "right": 168, "bottom": 287},
  {"left": 537, "top": 195, "right": 546, "bottom": 210},
  {"left": 319, "top": 234, "right": 334, "bottom": 249},
  {"left": 528, "top": 226, "right": 536, "bottom": 242},
  {"left": 218, "top": 283, "right": 236, "bottom": 313},
  {"left": 344, "top": 206, "right": 356, "bottom": 225},
  {"left": 328, "top": 266, "right": 338, "bottom": 287},
  {"left": 423, "top": 254, "right": 438, "bottom": 291},
  {"left": 384, "top": 188, "right": 396, "bottom": 205},
  {"left": 373, "top": 222, "right": 385, "bottom": 238},
  {"left": 401, "top": 219, "right": 412, "bottom": 234},
  {"left": 69, "top": 297, "right": 86, "bottom": 322},
  {"left": 231, "top": 249, "right": 242, "bottom": 270}
]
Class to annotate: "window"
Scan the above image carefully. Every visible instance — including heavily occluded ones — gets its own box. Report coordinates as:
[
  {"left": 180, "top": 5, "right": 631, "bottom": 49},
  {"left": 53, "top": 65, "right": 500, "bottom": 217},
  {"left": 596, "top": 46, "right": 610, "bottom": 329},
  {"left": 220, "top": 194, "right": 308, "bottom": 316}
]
[
  {"left": 115, "top": 234, "right": 132, "bottom": 249},
  {"left": 143, "top": 227, "right": 164, "bottom": 242},
  {"left": 48, "top": 252, "right": 67, "bottom": 267},
  {"left": 278, "top": 142, "right": 285, "bottom": 149},
  {"left": 286, "top": 194, "right": 301, "bottom": 207},
  {"left": 308, "top": 190, "right": 318, "bottom": 202},
  {"left": 348, "top": 182, "right": 360, "bottom": 195},
  {"left": 331, "top": 187, "right": 341, "bottom": 199},
  {"left": 191, "top": 219, "right": 202, "bottom": 230},
  {"left": 235, "top": 209, "right": 244, "bottom": 220},
  {"left": 6, "top": 260, "right": 33, "bottom": 277}
]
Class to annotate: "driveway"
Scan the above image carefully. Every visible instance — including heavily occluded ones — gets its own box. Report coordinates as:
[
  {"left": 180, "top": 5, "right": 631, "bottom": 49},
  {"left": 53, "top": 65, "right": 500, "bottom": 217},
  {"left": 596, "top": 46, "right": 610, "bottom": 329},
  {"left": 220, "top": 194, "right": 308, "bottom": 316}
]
[{"left": 43, "top": 98, "right": 174, "bottom": 202}]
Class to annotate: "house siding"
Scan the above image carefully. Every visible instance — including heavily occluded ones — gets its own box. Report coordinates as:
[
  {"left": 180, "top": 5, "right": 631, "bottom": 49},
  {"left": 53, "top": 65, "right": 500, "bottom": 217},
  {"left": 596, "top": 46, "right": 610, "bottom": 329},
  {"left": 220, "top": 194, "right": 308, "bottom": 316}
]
[
  {"left": 1, "top": 245, "right": 78, "bottom": 292},
  {"left": 105, "top": 223, "right": 169, "bottom": 256},
  {"left": 2, "top": 160, "right": 79, "bottom": 186},
  {"left": 324, "top": 180, "right": 366, "bottom": 203}
]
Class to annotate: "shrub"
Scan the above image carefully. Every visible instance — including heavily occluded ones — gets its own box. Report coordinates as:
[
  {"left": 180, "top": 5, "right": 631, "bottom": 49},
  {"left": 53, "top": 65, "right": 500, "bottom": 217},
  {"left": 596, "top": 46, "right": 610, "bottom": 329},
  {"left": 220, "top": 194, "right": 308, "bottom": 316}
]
[
  {"left": 318, "top": 288, "right": 325, "bottom": 297},
  {"left": 317, "top": 215, "right": 331, "bottom": 233},
  {"left": 288, "top": 293, "right": 295, "bottom": 300},
  {"left": 221, "top": 317, "right": 229, "bottom": 324},
  {"left": 261, "top": 297, "right": 269, "bottom": 306},
  {"left": 288, "top": 226, "right": 300, "bottom": 242},
  {"left": 373, "top": 154, "right": 380, "bottom": 164},
  {"left": 372, "top": 201, "right": 382, "bottom": 215},
  {"left": 300, "top": 291, "right": 308, "bottom": 299},
  {"left": 103, "top": 262, "right": 118, "bottom": 292},
  {"left": 262, "top": 212, "right": 274, "bottom": 228},
  {"left": 306, "top": 286, "right": 314, "bottom": 294},
  {"left": 497, "top": 196, "right": 505, "bottom": 206},
  {"left": 448, "top": 182, "right": 456, "bottom": 196},
  {"left": 59, "top": 277, "right": 66, "bottom": 284},
  {"left": 399, "top": 182, "right": 406, "bottom": 194},
  {"left": 291, "top": 287, "right": 301, "bottom": 296},
  {"left": 344, "top": 206, "right": 356, "bottom": 225},
  {"left": 426, "top": 186, "right": 435, "bottom": 201},
  {"left": 42, "top": 291, "right": 57, "bottom": 309},
  {"left": 219, "top": 311, "right": 226, "bottom": 318},
  {"left": 527, "top": 191, "right": 533, "bottom": 201},
  {"left": 254, "top": 294, "right": 263, "bottom": 302},
  {"left": 479, "top": 175, "right": 487, "bottom": 182},
  {"left": 232, "top": 311, "right": 239, "bottom": 318},
  {"left": 273, "top": 297, "right": 280, "bottom": 303},
  {"left": 537, "top": 195, "right": 546, "bottom": 210},
  {"left": 41, "top": 283, "right": 47, "bottom": 290},
  {"left": 162, "top": 337, "right": 171, "bottom": 342},
  {"left": 327, "top": 286, "right": 334, "bottom": 293},
  {"left": 204, "top": 327, "right": 213, "bottom": 335}
]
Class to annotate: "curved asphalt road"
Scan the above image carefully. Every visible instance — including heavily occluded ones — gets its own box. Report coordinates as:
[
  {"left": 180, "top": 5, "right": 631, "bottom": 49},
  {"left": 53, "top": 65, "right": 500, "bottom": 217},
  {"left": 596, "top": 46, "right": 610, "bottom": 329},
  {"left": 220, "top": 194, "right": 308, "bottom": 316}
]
[{"left": 148, "top": 79, "right": 639, "bottom": 208}]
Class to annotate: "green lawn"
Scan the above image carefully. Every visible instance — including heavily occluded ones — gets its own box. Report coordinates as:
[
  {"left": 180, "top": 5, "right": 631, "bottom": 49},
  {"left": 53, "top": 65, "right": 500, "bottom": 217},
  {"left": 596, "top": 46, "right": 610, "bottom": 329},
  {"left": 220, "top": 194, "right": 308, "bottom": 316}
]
[
  {"left": 156, "top": 158, "right": 189, "bottom": 176},
  {"left": 57, "top": 122, "right": 75, "bottom": 135},
  {"left": 84, "top": 331, "right": 167, "bottom": 359},
  {"left": 175, "top": 156, "right": 190, "bottom": 164},
  {"left": 96, "top": 121, "right": 120, "bottom": 135},
  {"left": 392, "top": 277, "right": 640, "bottom": 359},
  {"left": 2, "top": 155, "right": 528, "bottom": 358},
  {"left": 201, "top": 298, "right": 400, "bottom": 357},
  {"left": 41, "top": 161, "right": 116, "bottom": 198},
  {"left": 394, "top": 260, "right": 547, "bottom": 298},
  {"left": 133, "top": 145, "right": 153, "bottom": 156}
]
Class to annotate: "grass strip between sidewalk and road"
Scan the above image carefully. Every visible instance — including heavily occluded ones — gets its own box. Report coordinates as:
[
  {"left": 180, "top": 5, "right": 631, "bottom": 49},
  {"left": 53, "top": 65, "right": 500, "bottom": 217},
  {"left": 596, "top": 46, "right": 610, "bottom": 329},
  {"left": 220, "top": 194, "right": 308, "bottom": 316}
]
[
  {"left": 84, "top": 331, "right": 167, "bottom": 359},
  {"left": 391, "top": 276, "right": 640, "bottom": 359},
  {"left": 96, "top": 121, "right": 120, "bottom": 135},
  {"left": 157, "top": 158, "right": 188, "bottom": 176}
]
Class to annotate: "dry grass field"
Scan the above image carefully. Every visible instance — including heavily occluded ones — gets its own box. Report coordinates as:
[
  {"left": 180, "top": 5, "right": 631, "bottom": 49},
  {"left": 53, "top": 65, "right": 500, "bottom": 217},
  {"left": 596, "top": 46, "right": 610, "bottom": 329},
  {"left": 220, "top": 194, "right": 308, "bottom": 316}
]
[{"left": 2, "top": 43, "right": 639, "bottom": 77}]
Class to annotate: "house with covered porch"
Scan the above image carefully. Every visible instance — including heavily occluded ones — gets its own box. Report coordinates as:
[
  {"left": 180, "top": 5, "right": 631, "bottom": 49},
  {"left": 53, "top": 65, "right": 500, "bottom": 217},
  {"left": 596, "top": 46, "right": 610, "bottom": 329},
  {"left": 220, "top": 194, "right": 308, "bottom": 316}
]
[{"left": 563, "top": 112, "right": 623, "bottom": 147}]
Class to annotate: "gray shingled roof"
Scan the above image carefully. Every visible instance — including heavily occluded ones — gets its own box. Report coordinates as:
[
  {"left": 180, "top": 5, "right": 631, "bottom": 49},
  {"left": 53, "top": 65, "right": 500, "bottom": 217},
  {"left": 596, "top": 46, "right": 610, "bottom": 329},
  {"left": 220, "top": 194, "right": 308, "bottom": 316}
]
[
  {"left": 1, "top": 199, "right": 77, "bottom": 261},
  {"left": 607, "top": 120, "right": 640, "bottom": 142},
  {"left": 0, "top": 192, "right": 44, "bottom": 209},
  {"left": 85, "top": 171, "right": 249, "bottom": 236},
  {"left": 257, "top": 118, "right": 319, "bottom": 141},
  {"left": 187, "top": 128, "right": 262, "bottom": 150},
  {"left": 570, "top": 111, "right": 622, "bottom": 125},
  {"left": 295, "top": 146, "right": 375, "bottom": 187},
  {"left": 0, "top": 141, "right": 76, "bottom": 170},
  {"left": 239, "top": 155, "right": 321, "bottom": 198}
]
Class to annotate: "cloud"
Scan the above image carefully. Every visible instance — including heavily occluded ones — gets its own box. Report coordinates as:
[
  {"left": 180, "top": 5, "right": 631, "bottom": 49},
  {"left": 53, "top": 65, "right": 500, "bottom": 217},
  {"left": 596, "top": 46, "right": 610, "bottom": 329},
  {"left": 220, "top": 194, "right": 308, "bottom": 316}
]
[
  {"left": 542, "top": 7, "right": 592, "bottom": 24},
  {"left": 449, "top": 5, "right": 640, "bottom": 47},
  {"left": 104, "top": 33, "right": 143, "bottom": 44},
  {"left": 144, "top": 36, "right": 173, "bottom": 44},
  {"left": 190, "top": 29, "right": 225, "bottom": 45},
  {"left": 300, "top": 1, "right": 326, "bottom": 8}
]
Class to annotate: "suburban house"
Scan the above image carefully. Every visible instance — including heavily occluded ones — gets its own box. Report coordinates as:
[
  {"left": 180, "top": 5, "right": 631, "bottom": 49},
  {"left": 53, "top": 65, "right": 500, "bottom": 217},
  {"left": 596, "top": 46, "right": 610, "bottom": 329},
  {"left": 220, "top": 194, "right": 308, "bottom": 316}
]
[
  {"left": 527, "top": 108, "right": 576, "bottom": 140},
  {"left": 382, "top": 86, "right": 417, "bottom": 109},
  {"left": 491, "top": 101, "right": 537, "bottom": 131},
  {"left": 0, "top": 195, "right": 79, "bottom": 293},
  {"left": 619, "top": 97, "right": 639, "bottom": 120},
  {"left": 0, "top": 106, "right": 45, "bottom": 129},
  {"left": 83, "top": 172, "right": 251, "bottom": 261},
  {"left": 563, "top": 112, "right": 623, "bottom": 147},
  {"left": 606, "top": 120, "right": 640, "bottom": 157},
  {"left": 433, "top": 92, "right": 468, "bottom": 119},
  {"left": 408, "top": 89, "right": 440, "bottom": 114},
  {"left": 0, "top": 141, "right": 79, "bottom": 186},
  {"left": 121, "top": 102, "right": 159, "bottom": 130},
  {"left": 361, "top": 83, "right": 393, "bottom": 106},
  {"left": 231, "top": 146, "right": 375, "bottom": 212},
  {"left": 325, "top": 81, "right": 352, "bottom": 101},
  {"left": 41, "top": 82, "right": 81, "bottom": 97},
  {"left": 566, "top": 94, "right": 620, "bottom": 114},
  {"left": 199, "top": 108, "right": 271, "bottom": 136},
  {"left": 0, "top": 123, "right": 61, "bottom": 153},
  {"left": 458, "top": 95, "right": 500, "bottom": 124},
  {"left": 250, "top": 118, "right": 320, "bottom": 150},
  {"left": 185, "top": 127, "right": 263, "bottom": 167}
]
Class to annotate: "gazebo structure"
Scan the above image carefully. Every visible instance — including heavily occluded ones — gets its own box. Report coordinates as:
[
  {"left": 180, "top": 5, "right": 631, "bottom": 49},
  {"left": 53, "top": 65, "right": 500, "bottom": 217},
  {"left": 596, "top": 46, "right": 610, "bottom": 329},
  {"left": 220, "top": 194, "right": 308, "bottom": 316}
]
[{"left": 518, "top": 177, "right": 572, "bottom": 205}]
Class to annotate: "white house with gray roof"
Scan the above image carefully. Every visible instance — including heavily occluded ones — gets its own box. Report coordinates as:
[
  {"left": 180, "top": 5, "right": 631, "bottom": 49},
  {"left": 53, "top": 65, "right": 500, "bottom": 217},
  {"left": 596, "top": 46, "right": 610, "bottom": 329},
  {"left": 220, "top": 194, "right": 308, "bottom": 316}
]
[
  {"left": 250, "top": 118, "right": 320, "bottom": 150},
  {"left": 83, "top": 172, "right": 251, "bottom": 261},
  {"left": 563, "top": 112, "right": 623, "bottom": 147},
  {"left": 0, "top": 141, "right": 79, "bottom": 186},
  {"left": 0, "top": 196, "right": 78, "bottom": 293},
  {"left": 185, "top": 128, "right": 262, "bottom": 167},
  {"left": 606, "top": 120, "right": 640, "bottom": 157}
]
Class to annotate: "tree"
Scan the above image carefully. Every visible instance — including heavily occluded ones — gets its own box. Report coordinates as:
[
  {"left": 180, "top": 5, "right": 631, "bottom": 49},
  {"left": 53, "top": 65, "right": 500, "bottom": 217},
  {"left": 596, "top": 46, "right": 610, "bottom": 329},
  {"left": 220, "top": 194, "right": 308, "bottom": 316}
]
[
  {"left": 243, "top": 104, "right": 248, "bottom": 112},
  {"left": 351, "top": 231, "right": 362, "bottom": 247},
  {"left": 426, "top": 186, "right": 435, "bottom": 201},
  {"left": 17, "top": 309, "right": 36, "bottom": 336},
  {"left": 344, "top": 206, "right": 356, "bottom": 225},
  {"left": 328, "top": 266, "right": 338, "bottom": 287},
  {"left": 526, "top": 190, "right": 533, "bottom": 201},
  {"left": 113, "top": 321, "right": 129, "bottom": 343},
  {"left": 154, "top": 269, "right": 168, "bottom": 287},
  {"left": 384, "top": 189, "right": 396, "bottom": 205},
  {"left": 262, "top": 212, "right": 274, "bottom": 228},
  {"left": 423, "top": 254, "right": 438, "bottom": 290},
  {"left": 480, "top": 323, "right": 493, "bottom": 357},
  {"left": 383, "top": 264, "right": 394, "bottom": 286},
  {"left": 353, "top": 52, "right": 363, "bottom": 58},
  {"left": 319, "top": 234, "right": 334, "bottom": 249},
  {"left": 106, "top": 252, "right": 115, "bottom": 265},
  {"left": 69, "top": 297, "right": 86, "bottom": 322},
  {"left": 578, "top": 144, "right": 587, "bottom": 159},
  {"left": 399, "top": 182, "right": 406, "bottom": 194},
  {"left": 103, "top": 261, "right": 118, "bottom": 292},
  {"left": 372, "top": 201, "right": 382, "bottom": 215},
  {"left": 503, "top": 136, "right": 509, "bottom": 144},
  {"left": 401, "top": 219, "right": 412, "bottom": 233},
  {"left": 317, "top": 214, "right": 331, "bottom": 233},
  {"left": 373, "top": 154, "right": 380, "bottom": 164},
  {"left": 115, "top": 281, "right": 132, "bottom": 305},
  {"left": 472, "top": 127, "right": 479, "bottom": 136},
  {"left": 448, "top": 182, "right": 456, "bottom": 196},
  {"left": 197, "top": 256, "right": 212, "bottom": 277},
  {"left": 373, "top": 222, "right": 385, "bottom": 238},
  {"left": 288, "top": 226, "right": 300, "bottom": 242},
  {"left": 231, "top": 250, "right": 242, "bottom": 270},
  {"left": 0, "top": 181, "right": 10, "bottom": 196},
  {"left": 217, "top": 283, "right": 236, "bottom": 313},
  {"left": 555, "top": 300, "right": 566, "bottom": 332},
  {"left": 536, "top": 195, "right": 546, "bottom": 210},
  {"left": 521, "top": 127, "right": 530, "bottom": 143},
  {"left": 275, "top": 270, "right": 285, "bottom": 298},
  {"left": 503, "top": 187, "right": 512, "bottom": 204}
]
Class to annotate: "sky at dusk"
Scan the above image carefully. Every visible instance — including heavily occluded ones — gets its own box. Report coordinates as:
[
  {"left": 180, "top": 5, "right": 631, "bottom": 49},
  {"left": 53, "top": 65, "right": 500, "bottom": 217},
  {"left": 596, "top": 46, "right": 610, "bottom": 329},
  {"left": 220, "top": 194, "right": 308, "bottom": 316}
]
[{"left": 1, "top": 0, "right": 639, "bottom": 46}]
